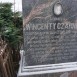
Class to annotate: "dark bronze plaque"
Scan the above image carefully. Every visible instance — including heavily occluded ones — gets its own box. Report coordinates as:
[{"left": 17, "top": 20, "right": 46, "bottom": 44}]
[{"left": 22, "top": 0, "right": 77, "bottom": 66}]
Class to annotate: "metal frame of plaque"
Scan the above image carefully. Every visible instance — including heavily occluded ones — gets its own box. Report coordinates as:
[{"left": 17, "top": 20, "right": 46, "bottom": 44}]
[{"left": 18, "top": 0, "right": 77, "bottom": 77}]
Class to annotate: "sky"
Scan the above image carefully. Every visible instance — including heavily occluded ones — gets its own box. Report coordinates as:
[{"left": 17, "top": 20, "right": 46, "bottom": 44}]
[{"left": 0, "top": 0, "right": 22, "bottom": 11}]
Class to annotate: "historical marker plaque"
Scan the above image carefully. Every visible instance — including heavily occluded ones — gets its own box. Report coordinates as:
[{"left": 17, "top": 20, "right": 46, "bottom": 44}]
[{"left": 22, "top": 0, "right": 77, "bottom": 66}]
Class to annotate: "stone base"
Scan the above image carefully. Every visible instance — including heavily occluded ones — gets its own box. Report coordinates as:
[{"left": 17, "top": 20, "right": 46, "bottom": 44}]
[{"left": 17, "top": 50, "right": 77, "bottom": 77}]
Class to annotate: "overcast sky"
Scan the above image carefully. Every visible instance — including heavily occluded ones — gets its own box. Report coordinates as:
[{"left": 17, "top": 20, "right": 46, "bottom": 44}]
[{"left": 0, "top": 0, "right": 22, "bottom": 11}]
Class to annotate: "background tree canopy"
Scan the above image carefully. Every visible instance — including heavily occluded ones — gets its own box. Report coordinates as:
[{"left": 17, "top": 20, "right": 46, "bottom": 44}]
[{"left": 0, "top": 3, "right": 23, "bottom": 48}]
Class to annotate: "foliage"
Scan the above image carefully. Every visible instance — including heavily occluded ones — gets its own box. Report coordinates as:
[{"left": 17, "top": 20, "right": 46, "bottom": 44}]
[{"left": 0, "top": 3, "right": 23, "bottom": 52}]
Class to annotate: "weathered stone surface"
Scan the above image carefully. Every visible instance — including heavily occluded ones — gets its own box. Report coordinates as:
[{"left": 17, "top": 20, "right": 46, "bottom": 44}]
[{"left": 22, "top": 0, "right": 77, "bottom": 66}]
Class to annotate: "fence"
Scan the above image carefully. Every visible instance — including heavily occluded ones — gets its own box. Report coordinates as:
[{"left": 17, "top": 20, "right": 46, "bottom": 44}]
[{"left": 0, "top": 43, "right": 15, "bottom": 77}]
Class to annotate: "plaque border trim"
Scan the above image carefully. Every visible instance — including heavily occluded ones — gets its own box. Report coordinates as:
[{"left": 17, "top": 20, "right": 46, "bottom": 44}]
[{"left": 18, "top": 50, "right": 77, "bottom": 77}]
